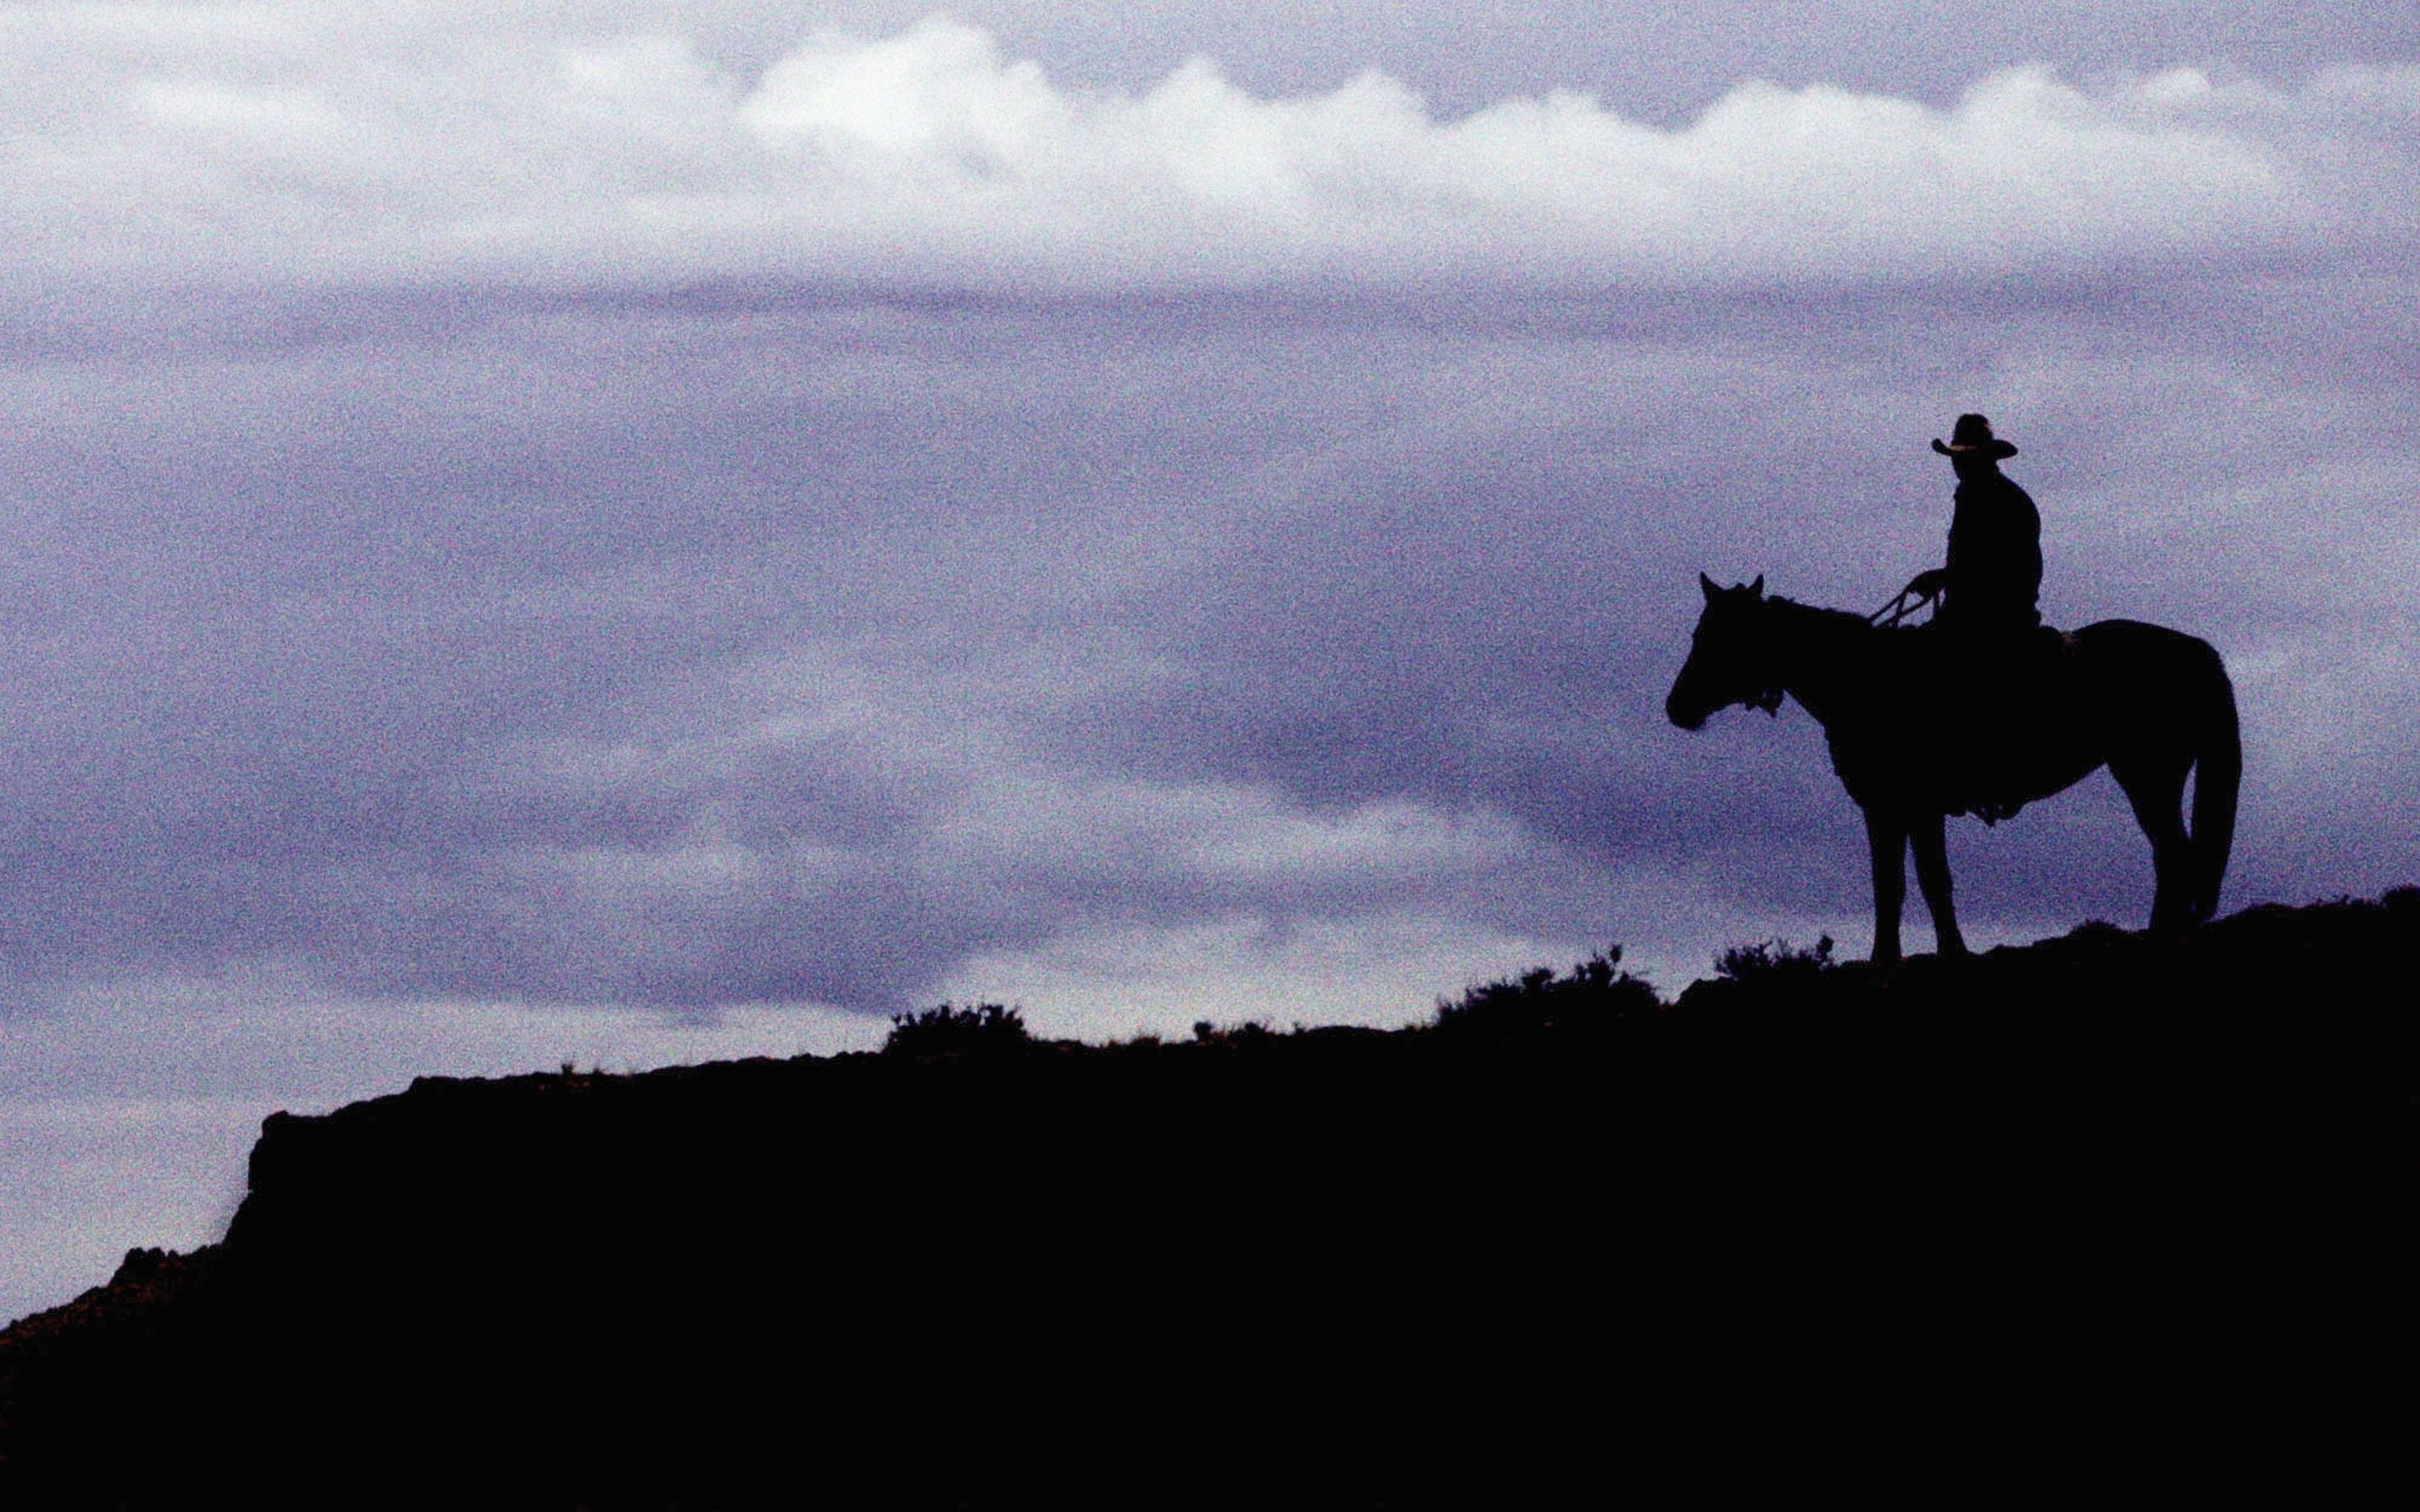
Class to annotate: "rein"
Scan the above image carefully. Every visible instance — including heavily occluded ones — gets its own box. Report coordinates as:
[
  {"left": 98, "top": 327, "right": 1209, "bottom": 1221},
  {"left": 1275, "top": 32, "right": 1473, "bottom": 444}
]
[
  {"left": 1868, "top": 586, "right": 1932, "bottom": 629},
  {"left": 1747, "top": 599, "right": 1788, "bottom": 714}
]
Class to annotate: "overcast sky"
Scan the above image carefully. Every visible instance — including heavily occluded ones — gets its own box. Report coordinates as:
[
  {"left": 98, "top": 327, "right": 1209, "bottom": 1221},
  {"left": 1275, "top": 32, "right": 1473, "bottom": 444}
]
[{"left": 5, "top": 2, "right": 2415, "bottom": 1322}]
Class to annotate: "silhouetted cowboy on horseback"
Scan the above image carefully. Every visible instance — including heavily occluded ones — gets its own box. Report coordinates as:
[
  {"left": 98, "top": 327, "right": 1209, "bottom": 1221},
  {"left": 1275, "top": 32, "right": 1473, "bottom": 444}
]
[
  {"left": 1671, "top": 410, "right": 2240, "bottom": 957},
  {"left": 1900, "top": 413, "right": 2041, "bottom": 634},
  {"left": 1872, "top": 413, "right": 2047, "bottom": 822}
]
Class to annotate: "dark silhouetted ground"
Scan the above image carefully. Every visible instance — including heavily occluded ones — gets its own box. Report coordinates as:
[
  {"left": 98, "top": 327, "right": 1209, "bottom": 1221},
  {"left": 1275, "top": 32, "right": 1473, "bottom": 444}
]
[{"left": 2, "top": 894, "right": 2410, "bottom": 1506}]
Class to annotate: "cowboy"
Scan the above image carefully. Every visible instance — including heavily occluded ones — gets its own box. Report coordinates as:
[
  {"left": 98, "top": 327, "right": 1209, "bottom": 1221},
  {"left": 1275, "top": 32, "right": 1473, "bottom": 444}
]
[
  {"left": 1903, "top": 413, "right": 2041, "bottom": 634},
  {"left": 1901, "top": 413, "right": 2046, "bottom": 823}
]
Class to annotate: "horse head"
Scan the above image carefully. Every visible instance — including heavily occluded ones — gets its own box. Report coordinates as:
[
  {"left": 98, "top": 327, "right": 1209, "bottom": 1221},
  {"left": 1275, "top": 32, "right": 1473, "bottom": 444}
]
[{"left": 1666, "top": 573, "right": 1783, "bottom": 730}]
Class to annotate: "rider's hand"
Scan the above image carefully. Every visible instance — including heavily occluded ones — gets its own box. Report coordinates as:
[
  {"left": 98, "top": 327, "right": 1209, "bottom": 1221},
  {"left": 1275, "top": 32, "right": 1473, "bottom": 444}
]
[{"left": 1905, "top": 568, "right": 1949, "bottom": 600}]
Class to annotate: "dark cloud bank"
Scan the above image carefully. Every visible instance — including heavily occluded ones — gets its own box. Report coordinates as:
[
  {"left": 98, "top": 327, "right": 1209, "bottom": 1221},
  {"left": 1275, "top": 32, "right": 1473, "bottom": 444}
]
[{"left": 4, "top": 275, "right": 2410, "bottom": 1019}]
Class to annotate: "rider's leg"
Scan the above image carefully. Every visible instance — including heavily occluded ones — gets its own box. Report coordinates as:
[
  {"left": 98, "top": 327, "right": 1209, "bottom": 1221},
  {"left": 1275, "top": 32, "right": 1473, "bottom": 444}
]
[
  {"left": 1866, "top": 810, "right": 1908, "bottom": 964},
  {"left": 1910, "top": 812, "right": 1968, "bottom": 956}
]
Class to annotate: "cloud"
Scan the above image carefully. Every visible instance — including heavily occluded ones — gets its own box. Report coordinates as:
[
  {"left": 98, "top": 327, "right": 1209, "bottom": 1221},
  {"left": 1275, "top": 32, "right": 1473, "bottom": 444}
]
[
  {"left": 6, "top": 4, "right": 2415, "bottom": 1327},
  {"left": 0, "top": 1098, "right": 261, "bottom": 1327},
  {"left": 0, "top": 970, "right": 874, "bottom": 1324},
  {"left": 357, "top": 636, "right": 1557, "bottom": 1010},
  {"left": 7, "top": 269, "right": 2414, "bottom": 1025},
  {"left": 3, "top": 13, "right": 2415, "bottom": 301}
]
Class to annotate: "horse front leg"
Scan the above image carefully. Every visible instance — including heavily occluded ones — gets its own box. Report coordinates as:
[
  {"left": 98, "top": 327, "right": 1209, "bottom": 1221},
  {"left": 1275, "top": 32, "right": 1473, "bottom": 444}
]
[
  {"left": 1865, "top": 810, "right": 1908, "bottom": 964},
  {"left": 1909, "top": 811, "right": 1968, "bottom": 957}
]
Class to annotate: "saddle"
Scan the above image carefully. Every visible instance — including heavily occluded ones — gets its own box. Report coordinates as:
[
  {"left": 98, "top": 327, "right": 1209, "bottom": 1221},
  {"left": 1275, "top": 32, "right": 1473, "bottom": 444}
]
[{"left": 1903, "top": 622, "right": 2078, "bottom": 823}]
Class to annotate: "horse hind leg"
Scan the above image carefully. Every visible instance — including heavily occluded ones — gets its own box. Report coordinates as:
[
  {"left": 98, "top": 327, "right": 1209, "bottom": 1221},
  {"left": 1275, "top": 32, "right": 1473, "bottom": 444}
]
[
  {"left": 2112, "top": 756, "right": 2193, "bottom": 932},
  {"left": 2189, "top": 677, "right": 2242, "bottom": 923}
]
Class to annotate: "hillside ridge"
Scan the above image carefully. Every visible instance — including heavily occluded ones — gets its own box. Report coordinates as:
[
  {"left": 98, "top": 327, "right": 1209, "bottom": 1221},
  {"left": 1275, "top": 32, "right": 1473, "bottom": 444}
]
[{"left": 4, "top": 890, "right": 2411, "bottom": 1504}]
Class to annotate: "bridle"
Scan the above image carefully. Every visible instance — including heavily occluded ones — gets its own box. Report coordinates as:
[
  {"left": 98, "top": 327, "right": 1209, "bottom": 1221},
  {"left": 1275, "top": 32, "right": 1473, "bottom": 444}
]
[{"left": 1737, "top": 599, "right": 1786, "bottom": 714}]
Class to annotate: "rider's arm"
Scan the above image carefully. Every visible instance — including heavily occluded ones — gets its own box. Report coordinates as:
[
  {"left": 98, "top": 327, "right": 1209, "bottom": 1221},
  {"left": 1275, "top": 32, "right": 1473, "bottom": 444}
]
[{"left": 1905, "top": 566, "right": 1951, "bottom": 599}]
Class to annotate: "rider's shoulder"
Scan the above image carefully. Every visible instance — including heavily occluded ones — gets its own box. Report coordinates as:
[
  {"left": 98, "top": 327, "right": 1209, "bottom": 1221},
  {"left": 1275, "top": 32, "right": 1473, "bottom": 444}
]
[{"left": 1965, "top": 470, "right": 2037, "bottom": 509}]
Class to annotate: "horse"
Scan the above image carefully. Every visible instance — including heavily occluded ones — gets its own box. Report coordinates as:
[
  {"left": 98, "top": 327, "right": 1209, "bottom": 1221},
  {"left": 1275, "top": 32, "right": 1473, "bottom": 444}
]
[{"left": 1665, "top": 574, "right": 2240, "bottom": 963}]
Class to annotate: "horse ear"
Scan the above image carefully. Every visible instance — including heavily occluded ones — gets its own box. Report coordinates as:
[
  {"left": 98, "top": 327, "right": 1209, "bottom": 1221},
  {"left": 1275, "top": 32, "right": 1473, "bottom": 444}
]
[
  {"left": 1700, "top": 572, "right": 1718, "bottom": 603},
  {"left": 1749, "top": 574, "right": 1764, "bottom": 598}
]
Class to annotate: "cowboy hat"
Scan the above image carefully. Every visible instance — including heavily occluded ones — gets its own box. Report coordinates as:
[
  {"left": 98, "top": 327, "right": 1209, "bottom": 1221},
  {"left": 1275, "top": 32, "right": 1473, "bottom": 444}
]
[{"left": 1930, "top": 412, "right": 2017, "bottom": 460}]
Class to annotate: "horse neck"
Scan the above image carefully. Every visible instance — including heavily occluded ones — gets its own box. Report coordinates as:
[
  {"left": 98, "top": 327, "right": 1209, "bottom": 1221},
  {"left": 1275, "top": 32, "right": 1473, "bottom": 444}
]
[{"left": 1761, "top": 600, "right": 1873, "bottom": 727}]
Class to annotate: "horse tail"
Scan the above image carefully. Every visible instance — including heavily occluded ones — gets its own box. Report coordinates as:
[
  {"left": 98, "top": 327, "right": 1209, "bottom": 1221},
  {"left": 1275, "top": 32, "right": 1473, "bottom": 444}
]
[{"left": 2188, "top": 646, "right": 2242, "bottom": 923}]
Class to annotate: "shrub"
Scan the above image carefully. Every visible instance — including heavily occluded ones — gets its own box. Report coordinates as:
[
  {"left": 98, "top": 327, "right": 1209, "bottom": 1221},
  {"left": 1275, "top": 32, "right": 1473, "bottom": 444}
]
[
  {"left": 1190, "top": 1019, "right": 1276, "bottom": 1047},
  {"left": 1432, "top": 948, "right": 1661, "bottom": 1039},
  {"left": 883, "top": 1002, "right": 1031, "bottom": 1059},
  {"left": 1712, "top": 935, "right": 1836, "bottom": 985}
]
